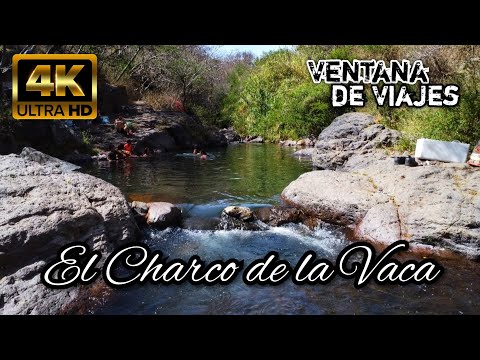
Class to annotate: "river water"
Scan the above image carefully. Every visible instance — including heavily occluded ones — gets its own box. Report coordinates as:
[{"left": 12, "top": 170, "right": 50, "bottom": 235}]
[{"left": 83, "top": 144, "right": 480, "bottom": 314}]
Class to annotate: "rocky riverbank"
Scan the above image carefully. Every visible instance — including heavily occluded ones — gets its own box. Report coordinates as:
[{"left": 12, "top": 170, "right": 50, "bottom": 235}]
[
  {"left": 0, "top": 102, "right": 233, "bottom": 163},
  {"left": 282, "top": 112, "right": 480, "bottom": 260},
  {"left": 88, "top": 103, "right": 229, "bottom": 157},
  {"left": 0, "top": 148, "right": 137, "bottom": 314}
]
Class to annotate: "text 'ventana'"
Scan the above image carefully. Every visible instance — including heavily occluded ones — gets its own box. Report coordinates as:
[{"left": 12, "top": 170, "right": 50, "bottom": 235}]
[{"left": 306, "top": 59, "right": 459, "bottom": 107}]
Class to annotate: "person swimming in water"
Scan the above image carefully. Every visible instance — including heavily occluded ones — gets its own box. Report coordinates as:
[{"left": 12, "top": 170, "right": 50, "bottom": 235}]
[
  {"left": 200, "top": 149, "right": 207, "bottom": 160},
  {"left": 193, "top": 146, "right": 199, "bottom": 155},
  {"left": 107, "top": 144, "right": 123, "bottom": 162}
]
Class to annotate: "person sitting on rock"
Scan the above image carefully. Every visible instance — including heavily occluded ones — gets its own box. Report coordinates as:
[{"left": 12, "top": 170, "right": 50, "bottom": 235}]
[
  {"left": 123, "top": 140, "right": 134, "bottom": 156},
  {"left": 114, "top": 116, "right": 125, "bottom": 133},
  {"left": 124, "top": 121, "right": 135, "bottom": 136},
  {"left": 200, "top": 149, "right": 208, "bottom": 160}
]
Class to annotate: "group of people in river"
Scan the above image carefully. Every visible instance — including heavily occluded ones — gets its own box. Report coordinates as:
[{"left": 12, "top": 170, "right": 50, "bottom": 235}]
[
  {"left": 106, "top": 140, "right": 154, "bottom": 162},
  {"left": 106, "top": 115, "right": 209, "bottom": 161}
]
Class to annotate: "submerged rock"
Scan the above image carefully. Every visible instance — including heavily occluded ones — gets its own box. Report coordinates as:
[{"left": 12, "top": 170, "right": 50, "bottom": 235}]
[
  {"left": 222, "top": 206, "right": 254, "bottom": 222},
  {"left": 219, "top": 206, "right": 261, "bottom": 230},
  {"left": 183, "top": 216, "right": 221, "bottom": 231},
  {"left": 254, "top": 206, "right": 306, "bottom": 227},
  {"left": 293, "top": 148, "right": 315, "bottom": 158},
  {"left": 63, "top": 151, "right": 94, "bottom": 165},
  {"left": 0, "top": 148, "right": 137, "bottom": 314}
]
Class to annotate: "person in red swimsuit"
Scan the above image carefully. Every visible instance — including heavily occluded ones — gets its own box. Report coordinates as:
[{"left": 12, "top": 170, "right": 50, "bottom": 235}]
[{"left": 123, "top": 140, "right": 134, "bottom": 155}]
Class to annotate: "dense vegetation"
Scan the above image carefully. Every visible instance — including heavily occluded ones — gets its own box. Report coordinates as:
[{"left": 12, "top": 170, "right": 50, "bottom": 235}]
[
  {"left": 1, "top": 45, "right": 479, "bottom": 151},
  {"left": 222, "top": 45, "right": 480, "bottom": 149}
]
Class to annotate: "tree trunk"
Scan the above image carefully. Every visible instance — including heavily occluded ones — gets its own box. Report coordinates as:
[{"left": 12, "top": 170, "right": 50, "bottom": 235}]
[
  {"left": 181, "top": 82, "right": 188, "bottom": 111},
  {"left": 115, "top": 46, "right": 142, "bottom": 83}
]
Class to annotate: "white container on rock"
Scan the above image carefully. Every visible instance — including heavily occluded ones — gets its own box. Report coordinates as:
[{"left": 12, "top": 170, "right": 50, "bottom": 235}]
[{"left": 414, "top": 138, "right": 470, "bottom": 163}]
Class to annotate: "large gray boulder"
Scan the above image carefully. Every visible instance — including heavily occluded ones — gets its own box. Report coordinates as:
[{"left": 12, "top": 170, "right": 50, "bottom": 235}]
[
  {"left": 313, "top": 112, "right": 400, "bottom": 170},
  {"left": 282, "top": 161, "right": 480, "bottom": 259},
  {"left": 0, "top": 148, "right": 137, "bottom": 314},
  {"left": 318, "top": 112, "right": 375, "bottom": 141}
]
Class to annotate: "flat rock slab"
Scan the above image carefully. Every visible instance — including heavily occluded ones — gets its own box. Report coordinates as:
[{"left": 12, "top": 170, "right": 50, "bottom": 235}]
[
  {"left": 283, "top": 162, "right": 480, "bottom": 259},
  {"left": 282, "top": 170, "right": 389, "bottom": 226}
]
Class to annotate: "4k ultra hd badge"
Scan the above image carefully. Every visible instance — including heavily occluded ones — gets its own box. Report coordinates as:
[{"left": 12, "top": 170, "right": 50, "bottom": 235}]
[{"left": 12, "top": 54, "right": 97, "bottom": 120}]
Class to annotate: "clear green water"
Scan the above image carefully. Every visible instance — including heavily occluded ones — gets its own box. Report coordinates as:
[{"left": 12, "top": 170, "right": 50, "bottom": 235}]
[
  {"left": 82, "top": 144, "right": 480, "bottom": 315},
  {"left": 84, "top": 143, "right": 312, "bottom": 205}
]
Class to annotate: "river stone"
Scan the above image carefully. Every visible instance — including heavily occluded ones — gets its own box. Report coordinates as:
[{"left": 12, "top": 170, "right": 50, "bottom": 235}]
[
  {"left": 99, "top": 83, "right": 128, "bottom": 115},
  {"left": 293, "top": 148, "right": 315, "bottom": 158},
  {"left": 0, "top": 149, "right": 137, "bottom": 314},
  {"left": 282, "top": 140, "right": 298, "bottom": 147},
  {"left": 219, "top": 206, "right": 262, "bottom": 231},
  {"left": 131, "top": 201, "right": 149, "bottom": 216},
  {"left": 249, "top": 137, "right": 264, "bottom": 144},
  {"left": 222, "top": 206, "right": 254, "bottom": 222},
  {"left": 297, "top": 139, "right": 315, "bottom": 147},
  {"left": 255, "top": 206, "right": 306, "bottom": 227},
  {"left": 183, "top": 216, "right": 220, "bottom": 231},
  {"left": 146, "top": 202, "right": 182, "bottom": 228}
]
